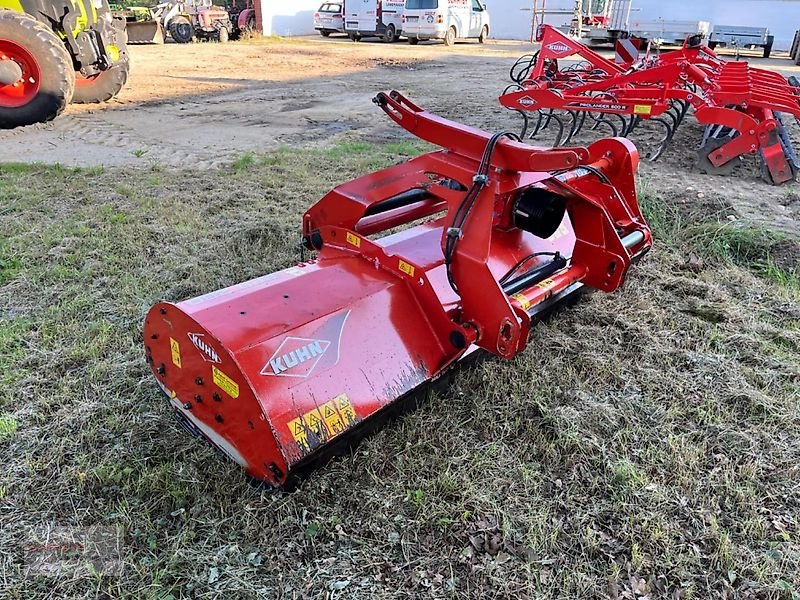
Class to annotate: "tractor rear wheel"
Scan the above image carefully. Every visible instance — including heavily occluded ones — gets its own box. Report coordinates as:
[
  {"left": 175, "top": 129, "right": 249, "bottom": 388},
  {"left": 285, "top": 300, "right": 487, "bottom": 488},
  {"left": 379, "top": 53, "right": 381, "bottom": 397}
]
[
  {"left": 0, "top": 10, "right": 75, "bottom": 129},
  {"left": 72, "top": 59, "right": 130, "bottom": 104},
  {"left": 170, "top": 17, "right": 194, "bottom": 43}
]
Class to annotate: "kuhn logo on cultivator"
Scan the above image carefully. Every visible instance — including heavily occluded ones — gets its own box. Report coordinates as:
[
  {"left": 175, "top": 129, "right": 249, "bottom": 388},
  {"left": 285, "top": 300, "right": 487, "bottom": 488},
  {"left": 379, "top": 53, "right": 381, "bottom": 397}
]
[
  {"left": 545, "top": 42, "right": 571, "bottom": 54},
  {"left": 188, "top": 333, "right": 221, "bottom": 363}
]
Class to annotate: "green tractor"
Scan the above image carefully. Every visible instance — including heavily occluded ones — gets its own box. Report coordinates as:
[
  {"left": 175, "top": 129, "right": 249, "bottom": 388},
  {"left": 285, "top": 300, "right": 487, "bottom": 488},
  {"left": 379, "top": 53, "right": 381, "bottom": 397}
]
[{"left": 0, "top": 0, "right": 129, "bottom": 128}]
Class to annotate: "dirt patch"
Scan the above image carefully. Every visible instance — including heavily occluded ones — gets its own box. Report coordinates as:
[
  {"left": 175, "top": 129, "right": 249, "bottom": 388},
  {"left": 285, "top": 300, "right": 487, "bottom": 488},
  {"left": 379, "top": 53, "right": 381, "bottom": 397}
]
[{"left": 773, "top": 238, "right": 800, "bottom": 272}]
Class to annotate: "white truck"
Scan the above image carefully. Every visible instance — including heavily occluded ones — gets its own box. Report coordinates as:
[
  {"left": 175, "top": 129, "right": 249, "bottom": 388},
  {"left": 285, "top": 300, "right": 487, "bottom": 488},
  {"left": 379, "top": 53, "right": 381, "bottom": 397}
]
[
  {"left": 403, "top": 0, "right": 490, "bottom": 46},
  {"left": 344, "top": 0, "right": 405, "bottom": 42}
]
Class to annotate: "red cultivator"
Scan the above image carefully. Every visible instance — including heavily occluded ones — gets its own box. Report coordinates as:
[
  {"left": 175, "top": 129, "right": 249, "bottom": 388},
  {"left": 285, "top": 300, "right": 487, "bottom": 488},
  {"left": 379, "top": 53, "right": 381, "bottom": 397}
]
[
  {"left": 144, "top": 92, "right": 651, "bottom": 487},
  {"left": 500, "top": 25, "right": 800, "bottom": 184}
]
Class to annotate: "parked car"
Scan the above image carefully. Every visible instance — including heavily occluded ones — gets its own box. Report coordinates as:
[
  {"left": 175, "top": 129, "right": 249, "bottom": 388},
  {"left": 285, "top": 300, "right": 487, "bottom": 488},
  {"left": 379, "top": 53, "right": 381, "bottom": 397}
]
[
  {"left": 314, "top": 2, "right": 345, "bottom": 36},
  {"left": 344, "top": 0, "right": 405, "bottom": 42},
  {"left": 403, "top": 0, "right": 489, "bottom": 46}
]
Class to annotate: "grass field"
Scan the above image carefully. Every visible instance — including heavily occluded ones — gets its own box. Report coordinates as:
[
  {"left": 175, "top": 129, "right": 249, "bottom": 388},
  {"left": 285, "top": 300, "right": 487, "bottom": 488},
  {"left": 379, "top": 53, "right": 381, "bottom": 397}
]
[{"left": 0, "top": 142, "right": 798, "bottom": 599}]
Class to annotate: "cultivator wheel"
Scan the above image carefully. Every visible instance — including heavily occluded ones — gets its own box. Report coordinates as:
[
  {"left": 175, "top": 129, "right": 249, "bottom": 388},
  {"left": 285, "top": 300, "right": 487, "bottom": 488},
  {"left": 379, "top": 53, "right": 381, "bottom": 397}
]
[
  {"left": 0, "top": 11, "right": 75, "bottom": 128},
  {"left": 697, "top": 133, "right": 740, "bottom": 176}
]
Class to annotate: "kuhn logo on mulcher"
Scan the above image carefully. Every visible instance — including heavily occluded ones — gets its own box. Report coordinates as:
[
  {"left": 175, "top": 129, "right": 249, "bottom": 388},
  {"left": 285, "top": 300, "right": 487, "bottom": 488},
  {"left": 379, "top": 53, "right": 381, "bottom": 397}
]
[
  {"left": 261, "top": 338, "right": 331, "bottom": 377},
  {"left": 260, "top": 310, "right": 350, "bottom": 378},
  {"left": 188, "top": 332, "right": 221, "bottom": 363}
]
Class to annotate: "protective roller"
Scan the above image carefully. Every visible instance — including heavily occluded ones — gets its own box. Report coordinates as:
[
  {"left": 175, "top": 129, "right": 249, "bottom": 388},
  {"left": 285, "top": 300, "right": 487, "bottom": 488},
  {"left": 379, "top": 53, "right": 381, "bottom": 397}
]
[{"left": 144, "top": 91, "right": 652, "bottom": 488}]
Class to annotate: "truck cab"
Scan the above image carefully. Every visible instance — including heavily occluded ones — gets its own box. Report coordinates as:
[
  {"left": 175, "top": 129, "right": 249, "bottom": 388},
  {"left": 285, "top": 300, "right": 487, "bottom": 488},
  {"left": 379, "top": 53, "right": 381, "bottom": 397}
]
[
  {"left": 344, "top": 0, "right": 405, "bottom": 42},
  {"left": 403, "top": 0, "right": 489, "bottom": 46}
]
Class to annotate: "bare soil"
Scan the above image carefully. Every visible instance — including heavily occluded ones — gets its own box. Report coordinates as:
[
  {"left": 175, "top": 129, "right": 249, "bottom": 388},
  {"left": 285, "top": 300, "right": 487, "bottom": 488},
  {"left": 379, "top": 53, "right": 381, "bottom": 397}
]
[{"left": 3, "top": 36, "right": 800, "bottom": 238}]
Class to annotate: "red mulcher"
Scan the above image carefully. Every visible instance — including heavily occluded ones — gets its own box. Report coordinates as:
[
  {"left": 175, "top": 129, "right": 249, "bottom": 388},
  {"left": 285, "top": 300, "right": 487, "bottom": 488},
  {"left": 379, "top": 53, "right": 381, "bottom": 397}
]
[
  {"left": 144, "top": 91, "right": 652, "bottom": 488},
  {"left": 500, "top": 25, "right": 800, "bottom": 184}
]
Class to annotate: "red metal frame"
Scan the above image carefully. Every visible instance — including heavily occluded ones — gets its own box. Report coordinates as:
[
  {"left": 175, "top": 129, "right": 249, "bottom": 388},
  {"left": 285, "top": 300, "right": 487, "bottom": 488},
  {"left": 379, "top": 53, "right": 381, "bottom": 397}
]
[
  {"left": 500, "top": 25, "right": 800, "bottom": 184},
  {"left": 144, "top": 92, "right": 651, "bottom": 487}
]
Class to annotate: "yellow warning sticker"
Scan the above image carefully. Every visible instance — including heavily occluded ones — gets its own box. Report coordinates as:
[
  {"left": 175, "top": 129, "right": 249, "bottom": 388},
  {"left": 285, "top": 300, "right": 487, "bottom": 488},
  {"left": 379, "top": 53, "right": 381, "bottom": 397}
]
[
  {"left": 511, "top": 293, "right": 531, "bottom": 310},
  {"left": 170, "top": 337, "right": 182, "bottom": 369},
  {"left": 633, "top": 104, "right": 652, "bottom": 115},
  {"left": 287, "top": 417, "right": 310, "bottom": 450},
  {"left": 212, "top": 365, "right": 240, "bottom": 399},
  {"left": 321, "top": 402, "right": 346, "bottom": 436},
  {"left": 346, "top": 232, "right": 361, "bottom": 247},
  {"left": 398, "top": 259, "right": 415, "bottom": 277},
  {"left": 536, "top": 278, "right": 556, "bottom": 290},
  {"left": 334, "top": 394, "right": 358, "bottom": 426},
  {"left": 288, "top": 394, "right": 359, "bottom": 452}
]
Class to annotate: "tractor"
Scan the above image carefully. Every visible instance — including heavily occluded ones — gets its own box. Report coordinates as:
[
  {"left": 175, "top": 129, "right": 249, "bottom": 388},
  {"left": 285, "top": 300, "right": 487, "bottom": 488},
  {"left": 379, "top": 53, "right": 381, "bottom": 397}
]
[
  {"left": 0, "top": 0, "right": 129, "bottom": 128},
  {"left": 121, "top": 0, "right": 233, "bottom": 45}
]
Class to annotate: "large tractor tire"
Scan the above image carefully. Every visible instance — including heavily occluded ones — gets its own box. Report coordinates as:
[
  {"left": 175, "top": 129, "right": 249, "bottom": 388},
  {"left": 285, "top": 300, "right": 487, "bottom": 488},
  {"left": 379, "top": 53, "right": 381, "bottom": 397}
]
[
  {"left": 170, "top": 17, "right": 194, "bottom": 43},
  {"left": 0, "top": 10, "right": 75, "bottom": 129},
  {"left": 72, "top": 59, "right": 130, "bottom": 104}
]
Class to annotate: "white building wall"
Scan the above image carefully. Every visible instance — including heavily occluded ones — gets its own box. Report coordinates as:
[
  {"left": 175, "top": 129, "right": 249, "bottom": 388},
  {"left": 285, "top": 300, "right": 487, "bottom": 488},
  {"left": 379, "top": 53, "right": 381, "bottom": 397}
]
[
  {"left": 480, "top": 0, "right": 800, "bottom": 49},
  {"left": 259, "top": 0, "right": 321, "bottom": 36}
]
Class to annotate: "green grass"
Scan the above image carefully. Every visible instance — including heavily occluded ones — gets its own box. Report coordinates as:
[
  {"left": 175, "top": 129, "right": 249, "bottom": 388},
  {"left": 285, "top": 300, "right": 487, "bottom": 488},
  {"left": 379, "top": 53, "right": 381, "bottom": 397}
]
[
  {"left": 685, "top": 223, "right": 799, "bottom": 287},
  {"left": 639, "top": 188, "right": 799, "bottom": 290},
  {"left": 0, "top": 414, "right": 17, "bottom": 439},
  {"left": 0, "top": 144, "right": 798, "bottom": 598}
]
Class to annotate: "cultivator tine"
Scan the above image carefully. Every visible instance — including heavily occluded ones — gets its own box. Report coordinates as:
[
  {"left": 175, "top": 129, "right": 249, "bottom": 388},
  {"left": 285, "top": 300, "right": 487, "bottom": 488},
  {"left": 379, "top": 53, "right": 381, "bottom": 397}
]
[
  {"left": 563, "top": 111, "right": 586, "bottom": 145},
  {"left": 510, "top": 53, "right": 538, "bottom": 85},
  {"left": 542, "top": 110, "right": 566, "bottom": 147},
  {"left": 624, "top": 115, "right": 640, "bottom": 137},
  {"left": 516, "top": 110, "right": 530, "bottom": 140},
  {"left": 588, "top": 113, "right": 620, "bottom": 137},
  {"left": 631, "top": 117, "right": 674, "bottom": 162}
]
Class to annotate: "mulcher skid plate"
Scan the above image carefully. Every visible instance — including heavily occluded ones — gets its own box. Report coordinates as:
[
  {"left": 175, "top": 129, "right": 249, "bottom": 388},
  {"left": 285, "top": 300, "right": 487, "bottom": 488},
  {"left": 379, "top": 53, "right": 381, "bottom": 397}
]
[{"left": 144, "top": 91, "right": 652, "bottom": 488}]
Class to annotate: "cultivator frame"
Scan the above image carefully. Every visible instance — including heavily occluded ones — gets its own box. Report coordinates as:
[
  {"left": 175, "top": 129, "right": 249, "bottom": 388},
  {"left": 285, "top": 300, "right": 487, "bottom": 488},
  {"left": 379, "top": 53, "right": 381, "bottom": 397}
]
[
  {"left": 500, "top": 25, "right": 800, "bottom": 184},
  {"left": 144, "top": 92, "right": 651, "bottom": 488}
]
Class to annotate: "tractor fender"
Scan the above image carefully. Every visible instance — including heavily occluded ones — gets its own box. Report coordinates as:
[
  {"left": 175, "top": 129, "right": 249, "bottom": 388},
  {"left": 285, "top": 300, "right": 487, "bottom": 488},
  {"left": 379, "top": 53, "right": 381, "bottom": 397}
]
[{"left": 238, "top": 8, "right": 255, "bottom": 31}]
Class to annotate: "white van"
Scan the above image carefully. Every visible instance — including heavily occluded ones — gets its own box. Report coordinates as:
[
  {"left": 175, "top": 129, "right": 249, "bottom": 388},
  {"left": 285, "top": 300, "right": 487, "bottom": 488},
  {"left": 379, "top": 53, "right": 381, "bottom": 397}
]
[
  {"left": 403, "top": 0, "right": 490, "bottom": 46},
  {"left": 344, "top": 0, "right": 405, "bottom": 42}
]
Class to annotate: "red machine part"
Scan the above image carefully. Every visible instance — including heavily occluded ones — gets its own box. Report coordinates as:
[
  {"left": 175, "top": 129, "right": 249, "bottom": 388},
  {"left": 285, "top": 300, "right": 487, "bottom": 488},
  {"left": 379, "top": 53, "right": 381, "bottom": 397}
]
[
  {"left": 144, "top": 91, "right": 651, "bottom": 488},
  {"left": 0, "top": 39, "right": 41, "bottom": 108},
  {"left": 500, "top": 25, "right": 800, "bottom": 184}
]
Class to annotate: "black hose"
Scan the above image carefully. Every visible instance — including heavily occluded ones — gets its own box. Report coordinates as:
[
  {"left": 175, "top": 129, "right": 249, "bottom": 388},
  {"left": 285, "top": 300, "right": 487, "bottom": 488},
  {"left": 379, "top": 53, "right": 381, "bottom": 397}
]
[{"left": 444, "top": 131, "right": 521, "bottom": 294}]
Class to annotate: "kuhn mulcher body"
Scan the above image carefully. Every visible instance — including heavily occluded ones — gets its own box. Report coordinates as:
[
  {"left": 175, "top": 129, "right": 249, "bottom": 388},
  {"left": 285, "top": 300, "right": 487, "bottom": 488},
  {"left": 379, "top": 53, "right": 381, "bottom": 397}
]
[
  {"left": 500, "top": 25, "right": 800, "bottom": 185},
  {"left": 144, "top": 92, "right": 651, "bottom": 488}
]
